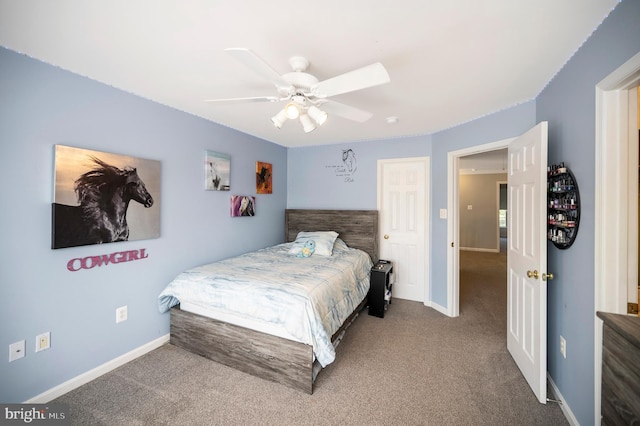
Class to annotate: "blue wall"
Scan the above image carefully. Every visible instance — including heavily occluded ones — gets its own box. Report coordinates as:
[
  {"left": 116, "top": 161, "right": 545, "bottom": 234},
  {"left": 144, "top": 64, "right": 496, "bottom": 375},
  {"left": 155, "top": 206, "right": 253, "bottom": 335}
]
[
  {"left": 537, "top": 1, "right": 640, "bottom": 424},
  {"left": 287, "top": 136, "right": 431, "bottom": 209},
  {"left": 0, "top": 47, "right": 287, "bottom": 403}
]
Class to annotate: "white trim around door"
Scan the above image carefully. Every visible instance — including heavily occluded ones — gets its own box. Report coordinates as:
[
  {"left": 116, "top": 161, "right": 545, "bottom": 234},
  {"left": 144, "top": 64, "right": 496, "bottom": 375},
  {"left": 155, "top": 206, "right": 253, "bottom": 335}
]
[
  {"left": 594, "top": 50, "right": 640, "bottom": 424},
  {"left": 446, "top": 137, "right": 514, "bottom": 317}
]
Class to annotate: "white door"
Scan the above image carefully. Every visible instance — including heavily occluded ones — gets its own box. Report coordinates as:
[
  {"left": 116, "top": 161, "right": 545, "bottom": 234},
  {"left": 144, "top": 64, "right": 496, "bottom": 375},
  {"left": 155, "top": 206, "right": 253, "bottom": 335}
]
[
  {"left": 507, "top": 122, "right": 548, "bottom": 403},
  {"left": 377, "top": 157, "right": 429, "bottom": 302}
]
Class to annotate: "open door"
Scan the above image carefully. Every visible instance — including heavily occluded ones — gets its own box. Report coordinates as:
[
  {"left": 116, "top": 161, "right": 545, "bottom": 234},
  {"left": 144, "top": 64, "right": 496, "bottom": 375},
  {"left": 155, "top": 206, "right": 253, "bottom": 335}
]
[{"left": 507, "top": 121, "right": 549, "bottom": 403}]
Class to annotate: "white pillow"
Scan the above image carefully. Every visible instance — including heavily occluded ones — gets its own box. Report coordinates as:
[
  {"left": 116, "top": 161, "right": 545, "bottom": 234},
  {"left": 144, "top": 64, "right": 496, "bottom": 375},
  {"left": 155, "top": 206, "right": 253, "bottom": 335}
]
[
  {"left": 332, "top": 238, "right": 348, "bottom": 251},
  {"left": 288, "top": 231, "right": 339, "bottom": 256}
]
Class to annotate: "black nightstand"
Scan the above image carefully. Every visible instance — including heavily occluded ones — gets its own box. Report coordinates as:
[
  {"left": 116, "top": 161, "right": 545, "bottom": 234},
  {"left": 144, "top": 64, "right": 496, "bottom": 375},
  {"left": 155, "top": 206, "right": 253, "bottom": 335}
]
[{"left": 368, "top": 260, "right": 393, "bottom": 318}]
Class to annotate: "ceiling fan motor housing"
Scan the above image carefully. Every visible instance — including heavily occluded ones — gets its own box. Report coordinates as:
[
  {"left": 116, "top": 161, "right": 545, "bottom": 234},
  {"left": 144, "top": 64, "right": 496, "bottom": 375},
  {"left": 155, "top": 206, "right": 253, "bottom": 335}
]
[
  {"left": 281, "top": 71, "right": 318, "bottom": 95},
  {"left": 288, "top": 56, "right": 310, "bottom": 72}
]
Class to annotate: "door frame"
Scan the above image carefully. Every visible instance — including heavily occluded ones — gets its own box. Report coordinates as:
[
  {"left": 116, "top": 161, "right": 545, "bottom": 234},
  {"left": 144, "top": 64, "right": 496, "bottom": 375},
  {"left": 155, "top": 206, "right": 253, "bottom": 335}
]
[
  {"left": 447, "top": 138, "right": 514, "bottom": 317},
  {"left": 594, "top": 51, "right": 640, "bottom": 423}
]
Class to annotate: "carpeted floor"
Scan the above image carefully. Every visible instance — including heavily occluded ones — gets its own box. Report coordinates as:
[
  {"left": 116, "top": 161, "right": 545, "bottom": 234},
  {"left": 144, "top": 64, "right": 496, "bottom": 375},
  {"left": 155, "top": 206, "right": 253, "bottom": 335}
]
[{"left": 54, "top": 246, "right": 568, "bottom": 425}]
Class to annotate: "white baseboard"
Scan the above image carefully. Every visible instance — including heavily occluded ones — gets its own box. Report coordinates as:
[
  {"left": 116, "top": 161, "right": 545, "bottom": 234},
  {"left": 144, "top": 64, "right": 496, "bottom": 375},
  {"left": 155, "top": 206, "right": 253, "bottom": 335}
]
[
  {"left": 26, "top": 334, "right": 170, "bottom": 403},
  {"left": 547, "top": 373, "right": 579, "bottom": 426}
]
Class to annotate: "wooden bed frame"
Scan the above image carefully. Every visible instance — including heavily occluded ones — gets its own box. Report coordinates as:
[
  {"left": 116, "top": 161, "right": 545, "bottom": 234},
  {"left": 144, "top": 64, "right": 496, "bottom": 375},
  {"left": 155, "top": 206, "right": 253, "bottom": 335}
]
[{"left": 170, "top": 209, "right": 378, "bottom": 394}]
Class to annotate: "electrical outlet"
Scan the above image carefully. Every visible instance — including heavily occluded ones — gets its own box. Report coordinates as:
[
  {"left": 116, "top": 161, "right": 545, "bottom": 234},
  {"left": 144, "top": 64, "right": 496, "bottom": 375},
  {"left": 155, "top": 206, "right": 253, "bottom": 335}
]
[
  {"left": 116, "top": 305, "right": 128, "bottom": 323},
  {"left": 9, "top": 340, "right": 25, "bottom": 362},
  {"left": 35, "top": 332, "right": 50, "bottom": 353},
  {"left": 560, "top": 335, "right": 567, "bottom": 358}
]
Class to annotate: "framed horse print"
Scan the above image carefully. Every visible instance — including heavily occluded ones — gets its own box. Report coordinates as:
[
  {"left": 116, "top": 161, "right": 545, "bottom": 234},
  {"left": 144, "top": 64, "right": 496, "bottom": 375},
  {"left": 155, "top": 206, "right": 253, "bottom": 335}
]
[
  {"left": 230, "top": 195, "right": 255, "bottom": 217},
  {"left": 205, "top": 150, "right": 230, "bottom": 191},
  {"left": 52, "top": 145, "right": 161, "bottom": 249},
  {"left": 256, "top": 161, "right": 272, "bottom": 194}
]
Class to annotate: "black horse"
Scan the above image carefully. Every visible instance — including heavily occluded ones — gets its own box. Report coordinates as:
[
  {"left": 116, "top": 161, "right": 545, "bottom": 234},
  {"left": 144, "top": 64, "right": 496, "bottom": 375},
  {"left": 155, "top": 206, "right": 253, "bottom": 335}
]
[
  {"left": 52, "top": 157, "right": 154, "bottom": 249},
  {"left": 256, "top": 164, "right": 271, "bottom": 193}
]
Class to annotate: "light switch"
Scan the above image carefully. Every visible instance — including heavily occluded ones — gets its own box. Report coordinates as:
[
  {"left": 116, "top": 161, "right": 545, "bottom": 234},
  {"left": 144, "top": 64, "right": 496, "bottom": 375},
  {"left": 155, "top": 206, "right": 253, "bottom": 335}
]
[{"left": 439, "top": 209, "right": 447, "bottom": 219}]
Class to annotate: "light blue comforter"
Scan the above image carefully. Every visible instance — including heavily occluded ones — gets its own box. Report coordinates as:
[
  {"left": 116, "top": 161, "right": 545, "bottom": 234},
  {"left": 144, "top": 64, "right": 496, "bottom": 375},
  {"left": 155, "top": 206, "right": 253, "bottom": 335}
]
[{"left": 158, "top": 241, "right": 372, "bottom": 367}]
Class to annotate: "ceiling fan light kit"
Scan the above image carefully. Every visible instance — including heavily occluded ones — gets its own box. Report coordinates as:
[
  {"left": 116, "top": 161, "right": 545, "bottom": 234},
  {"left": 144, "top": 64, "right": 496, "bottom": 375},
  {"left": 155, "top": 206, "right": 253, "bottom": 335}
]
[
  {"left": 271, "top": 109, "right": 289, "bottom": 129},
  {"left": 207, "top": 48, "right": 391, "bottom": 134},
  {"left": 308, "top": 105, "right": 328, "bottom": 126},
  {"left": 299, "top": 113, "right": 317, "bottom": 133},
  {"left": 271, "top": 99, "right": 327, "bottom": 132}
]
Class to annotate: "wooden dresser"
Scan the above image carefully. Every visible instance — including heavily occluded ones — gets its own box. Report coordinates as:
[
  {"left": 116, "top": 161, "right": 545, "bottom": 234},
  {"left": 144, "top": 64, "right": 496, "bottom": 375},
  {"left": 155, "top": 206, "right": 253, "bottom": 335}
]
[{"left": 597, "top": 311, "right": 640, "bottom": 425}]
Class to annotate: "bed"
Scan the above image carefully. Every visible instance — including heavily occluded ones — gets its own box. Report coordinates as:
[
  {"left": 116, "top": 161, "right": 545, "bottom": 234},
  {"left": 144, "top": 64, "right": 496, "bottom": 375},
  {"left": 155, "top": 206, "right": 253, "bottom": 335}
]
[{"left": 158, "top": 209, "right": 378, "bottom": 394}]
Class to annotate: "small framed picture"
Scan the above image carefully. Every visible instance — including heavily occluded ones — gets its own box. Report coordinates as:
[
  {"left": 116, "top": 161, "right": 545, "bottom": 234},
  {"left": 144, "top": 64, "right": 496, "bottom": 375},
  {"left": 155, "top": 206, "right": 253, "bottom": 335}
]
[
  {"left": 256, "top": 161, "right": 272, "bottom": 194},
  {"left": 230, "top": 195, "right": 255, "bottom": 217},
  {"left": 205, "top": 151, "right": 230, "bottom": 191}
]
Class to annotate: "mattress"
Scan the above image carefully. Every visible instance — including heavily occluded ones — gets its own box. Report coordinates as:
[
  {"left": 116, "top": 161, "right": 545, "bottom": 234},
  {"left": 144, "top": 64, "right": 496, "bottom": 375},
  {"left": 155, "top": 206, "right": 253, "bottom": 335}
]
[
  {"left": 158, "top": 239, "right": 372, "bottom": 366},
  {"left": 178, "top": 300, "right": 298, "bottom": 341}
]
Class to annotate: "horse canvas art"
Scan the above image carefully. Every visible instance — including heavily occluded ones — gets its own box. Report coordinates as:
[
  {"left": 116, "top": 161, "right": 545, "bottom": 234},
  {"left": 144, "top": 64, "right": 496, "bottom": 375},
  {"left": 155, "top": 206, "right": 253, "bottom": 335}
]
[
  {"left": 256, "top": 161, "right": 272, "bottom": 194},
  {"left": 52, "top": 145, "right": 161, "bottom": 249},
  {"left": 230, "top": 195, "right": 255, "bottom": 217},
  {"left": 204, "top": 150, "right": 230, "bottom": 191}
]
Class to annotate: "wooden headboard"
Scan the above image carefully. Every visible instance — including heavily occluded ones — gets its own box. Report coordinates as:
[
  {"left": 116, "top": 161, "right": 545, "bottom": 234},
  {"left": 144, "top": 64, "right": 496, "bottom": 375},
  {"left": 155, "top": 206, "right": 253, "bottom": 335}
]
[{"left": 285, "top": 209, "right": 378, "bottom": 262}]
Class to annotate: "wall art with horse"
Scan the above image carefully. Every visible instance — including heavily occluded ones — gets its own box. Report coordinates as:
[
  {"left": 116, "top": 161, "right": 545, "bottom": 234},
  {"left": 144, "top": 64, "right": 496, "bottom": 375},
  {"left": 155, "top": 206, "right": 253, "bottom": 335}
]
[
  {"left": 256, "top": 161, "right": 272, "bottom": 194},
  {"left": 205, "top": 150, "right": 230, "bottom": 191},
  {"left": 52, "top": 145, "right": 161, "bottom": 249}
]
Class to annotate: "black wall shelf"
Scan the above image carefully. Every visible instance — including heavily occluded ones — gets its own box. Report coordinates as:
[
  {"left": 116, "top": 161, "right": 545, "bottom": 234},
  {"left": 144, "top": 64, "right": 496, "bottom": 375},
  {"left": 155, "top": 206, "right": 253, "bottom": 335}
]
[{"left": 547, "top": 163, "right": 580, "bottom": 249}]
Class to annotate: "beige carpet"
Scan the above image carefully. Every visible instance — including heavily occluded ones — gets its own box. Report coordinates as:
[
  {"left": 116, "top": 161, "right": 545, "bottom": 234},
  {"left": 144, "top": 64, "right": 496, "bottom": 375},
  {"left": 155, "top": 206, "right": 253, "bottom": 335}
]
[{"left": 54, "top": 246, "right": 568, "bottom": 425}]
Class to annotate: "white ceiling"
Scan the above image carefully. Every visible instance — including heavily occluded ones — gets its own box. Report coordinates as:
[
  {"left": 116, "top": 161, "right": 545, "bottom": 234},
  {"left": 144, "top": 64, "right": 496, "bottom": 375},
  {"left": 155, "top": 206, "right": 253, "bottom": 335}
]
[{"left": 0, "top": 1, "right": 618, "bottom": 148}]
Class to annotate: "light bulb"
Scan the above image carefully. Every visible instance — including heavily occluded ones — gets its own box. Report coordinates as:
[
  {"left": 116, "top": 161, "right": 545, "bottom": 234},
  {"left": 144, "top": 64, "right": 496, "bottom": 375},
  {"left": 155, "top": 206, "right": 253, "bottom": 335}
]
[{"left": 284, "top": 103, "right": 299, "bottom": 119}]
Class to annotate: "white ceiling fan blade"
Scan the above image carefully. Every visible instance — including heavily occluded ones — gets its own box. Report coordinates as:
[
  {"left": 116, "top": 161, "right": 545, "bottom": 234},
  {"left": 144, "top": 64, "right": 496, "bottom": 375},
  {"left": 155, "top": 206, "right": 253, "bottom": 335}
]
[
  {"left": 225, "top": 48, "right": 292, "bottom": 90},
  {"left": 320, "top": 100, "right": 374, "bottom": 123},
  {"left": 204, "top": 96, "right": 281, "bottom": 104},
  {"left": 312, "top": 63, "right": 390, "bottom": 98}
]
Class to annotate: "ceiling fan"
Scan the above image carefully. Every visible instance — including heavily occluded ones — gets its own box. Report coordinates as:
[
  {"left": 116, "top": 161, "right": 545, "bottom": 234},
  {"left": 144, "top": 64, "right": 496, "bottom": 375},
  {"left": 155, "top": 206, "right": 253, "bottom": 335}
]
[{"left": 205, "top": 48, "right": 391, "bottom": 133}]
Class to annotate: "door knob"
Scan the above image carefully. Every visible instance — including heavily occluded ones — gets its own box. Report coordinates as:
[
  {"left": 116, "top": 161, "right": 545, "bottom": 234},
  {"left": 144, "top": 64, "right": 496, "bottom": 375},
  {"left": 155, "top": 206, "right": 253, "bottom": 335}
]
[
  {"left": 384, "top": 234, "right": 389, "bottom": 239},
  {"left": 526, "top": 270, "right": 539, "bottom": 279},
  {"left": 542, "top": 272, "right": 554, "bottom": 281}
]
